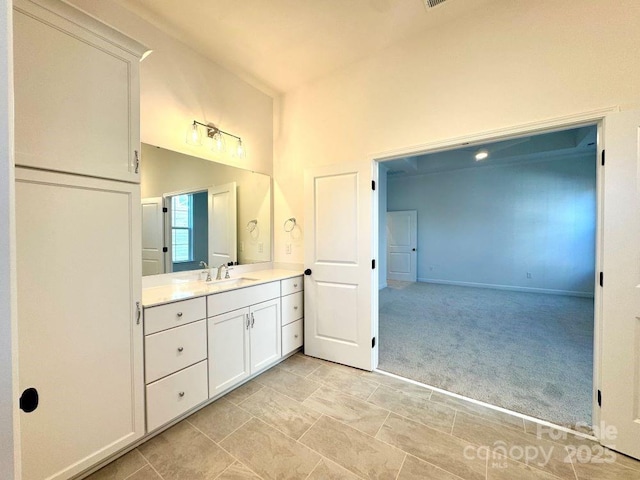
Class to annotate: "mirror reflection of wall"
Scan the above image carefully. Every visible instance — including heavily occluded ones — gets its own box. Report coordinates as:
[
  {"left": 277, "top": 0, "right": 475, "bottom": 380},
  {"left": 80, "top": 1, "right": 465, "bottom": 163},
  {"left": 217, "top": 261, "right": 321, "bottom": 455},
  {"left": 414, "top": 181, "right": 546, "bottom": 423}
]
[{"left": 141, "top": 143, "right": 272, "bottom": 277}]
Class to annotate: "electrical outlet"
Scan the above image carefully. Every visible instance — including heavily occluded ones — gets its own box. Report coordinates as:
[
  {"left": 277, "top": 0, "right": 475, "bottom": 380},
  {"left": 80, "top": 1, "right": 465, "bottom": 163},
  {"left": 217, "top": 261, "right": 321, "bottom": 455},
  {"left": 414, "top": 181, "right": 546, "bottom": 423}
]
[
  {"left": 286, "top": 243, "right": 292, "bottom": 254},
  {"left": 526, "top": 272, "right": 532, "bottom": 279},
  {"left": 258, "top": 242, "right": 263, "bottom": 253}
]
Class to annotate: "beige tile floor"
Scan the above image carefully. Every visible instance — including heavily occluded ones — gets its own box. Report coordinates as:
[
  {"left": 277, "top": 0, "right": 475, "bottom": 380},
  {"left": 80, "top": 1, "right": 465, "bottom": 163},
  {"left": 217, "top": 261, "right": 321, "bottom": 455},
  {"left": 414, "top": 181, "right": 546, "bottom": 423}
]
[{"left": 87, "top": 353, "right": 640, "bottom": 480}]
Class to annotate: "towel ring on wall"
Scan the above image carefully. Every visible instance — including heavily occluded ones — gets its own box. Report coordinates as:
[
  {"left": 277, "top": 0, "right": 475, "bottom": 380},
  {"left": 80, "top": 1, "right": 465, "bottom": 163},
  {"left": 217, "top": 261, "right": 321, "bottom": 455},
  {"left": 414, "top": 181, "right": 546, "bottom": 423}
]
[
  {"left": 284, "top": 217, "right": 297, "bottom": 232},
  {"left": 246, "top": 219, "right": 258, "bottom": 233}
]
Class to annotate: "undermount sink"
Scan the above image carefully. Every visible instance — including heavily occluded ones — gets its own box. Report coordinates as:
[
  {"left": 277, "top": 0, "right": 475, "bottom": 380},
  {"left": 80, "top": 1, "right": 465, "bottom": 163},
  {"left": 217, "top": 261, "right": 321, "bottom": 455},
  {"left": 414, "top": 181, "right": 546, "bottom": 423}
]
[{"left": 205, "top": 277, "right": 259, "bottom": 288}]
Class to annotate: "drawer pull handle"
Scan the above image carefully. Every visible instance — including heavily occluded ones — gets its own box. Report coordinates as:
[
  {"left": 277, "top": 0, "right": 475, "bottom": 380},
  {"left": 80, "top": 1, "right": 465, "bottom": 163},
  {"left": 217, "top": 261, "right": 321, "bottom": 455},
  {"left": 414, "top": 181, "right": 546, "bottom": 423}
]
[
  {"left": 177, "top": 347, "right": 184, "bottom": 352},
  {"left": 251, "top": 313, "right": 255, "bottom": 328},
  {"left": 178, "top": 391, "right": 185, "bottom": 398},
  {"left": 177, "top": 312, "right": 183, "bottom": 318},
  {"left": 246, "top": 314, "right": 250, "bottom": 330}
]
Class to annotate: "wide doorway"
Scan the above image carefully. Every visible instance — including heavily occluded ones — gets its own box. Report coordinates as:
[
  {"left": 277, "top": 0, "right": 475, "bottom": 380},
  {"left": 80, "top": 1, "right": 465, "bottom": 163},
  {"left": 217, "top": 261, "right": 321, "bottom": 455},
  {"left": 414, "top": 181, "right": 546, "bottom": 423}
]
[{"left": 377, "top": 125, "right": 598, "bottom": 429}]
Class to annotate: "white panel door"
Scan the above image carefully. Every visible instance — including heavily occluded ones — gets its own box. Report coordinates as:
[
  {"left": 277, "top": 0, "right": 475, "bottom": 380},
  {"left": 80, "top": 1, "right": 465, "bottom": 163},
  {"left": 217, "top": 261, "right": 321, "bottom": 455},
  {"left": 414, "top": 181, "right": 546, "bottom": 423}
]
[
  {"left": 249, "top": 298, "right": 281, "bottom": 373},
  {"left": 304, "top": 161, "right": 376, "bottom": 370},
  {"left": 386, "top": 211, "right": 417, "bottom": 282},
  {"left": 142, "top": 197, "right": 165, "bottom": 275},
  {"left": 209, "top": 182, "right": 237, "bottom": 267},
  {"left": 208, "top": 308, "right": 250, "bottom": 397},
  {"left": 15, "top": 168, "right": 144, "bottom": 480},
  {"left": 600, "top": 110, "right": 640, "bottom": 459}
]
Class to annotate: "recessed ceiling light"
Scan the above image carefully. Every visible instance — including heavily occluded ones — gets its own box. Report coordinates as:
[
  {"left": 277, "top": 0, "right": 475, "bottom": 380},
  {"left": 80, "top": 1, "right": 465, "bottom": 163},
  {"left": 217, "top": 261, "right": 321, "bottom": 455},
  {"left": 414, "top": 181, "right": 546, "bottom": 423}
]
[{"left": 475, "top": 150, "right": 489, "bottom": 161}]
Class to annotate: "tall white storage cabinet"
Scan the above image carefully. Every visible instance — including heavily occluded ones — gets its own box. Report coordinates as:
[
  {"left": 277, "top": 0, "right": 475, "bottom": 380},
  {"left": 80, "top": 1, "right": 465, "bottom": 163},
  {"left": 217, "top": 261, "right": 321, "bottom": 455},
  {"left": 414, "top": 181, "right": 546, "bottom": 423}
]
[{"left": 13, "top": 1, "right": 148, "bottom": 479}]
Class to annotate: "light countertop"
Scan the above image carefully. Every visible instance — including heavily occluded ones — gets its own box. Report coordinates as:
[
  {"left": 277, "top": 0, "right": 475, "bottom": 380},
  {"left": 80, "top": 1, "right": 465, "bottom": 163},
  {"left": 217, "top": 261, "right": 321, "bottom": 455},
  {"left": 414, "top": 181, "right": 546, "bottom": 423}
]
[{"left": 142, "top": 268, "right": 303, "bottom": 307}]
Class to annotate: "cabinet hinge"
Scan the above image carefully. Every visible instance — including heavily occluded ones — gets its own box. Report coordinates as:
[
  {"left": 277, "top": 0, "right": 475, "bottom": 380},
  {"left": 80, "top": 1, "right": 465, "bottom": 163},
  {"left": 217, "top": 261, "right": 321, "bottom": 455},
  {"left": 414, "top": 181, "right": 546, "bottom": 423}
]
[
  {"left": 372, "top": 259, "right": 376, "bottom": 269},
  {"left": 372, "top": 337, "right": 376, "bottom": 348},
  {"left": 162, "top": 207, "right": 168, "bottom": 213},
  {"left": 372, "top": 180, "right": 376, "bottom": 191},
  {"left": 599, "top": 272, "right": 604, "bottom": 287},
  {"left": 597, "top": 389, "right": 602, "bottom": 407},
  {"left": 162, "top": 247, "right": 168, "bottom": 253},
  {"left": 601, "top": 150, "right": 605, "bottom": 166}
]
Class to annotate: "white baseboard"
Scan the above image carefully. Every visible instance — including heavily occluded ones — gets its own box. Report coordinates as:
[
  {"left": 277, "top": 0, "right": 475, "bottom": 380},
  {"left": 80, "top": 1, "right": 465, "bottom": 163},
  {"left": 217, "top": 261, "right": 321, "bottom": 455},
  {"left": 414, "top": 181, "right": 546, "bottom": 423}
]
[
  {"left": 379, "top": 282, "right": 388, "bottom": 290},
  {"left": 416, "top": 278, "right": 594, "bottom": 298}
]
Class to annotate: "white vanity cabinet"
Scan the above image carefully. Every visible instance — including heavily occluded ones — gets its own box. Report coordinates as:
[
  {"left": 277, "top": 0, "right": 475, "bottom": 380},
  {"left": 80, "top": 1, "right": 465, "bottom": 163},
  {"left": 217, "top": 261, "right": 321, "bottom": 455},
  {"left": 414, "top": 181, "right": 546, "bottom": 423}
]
[
  {"left": 13, "top": 0, "right": 145, "bottom": 183},
  {"left": 281, "top": 276, "right": 304, "bottom": 355},
  {"left": 208, "top": 282, "right": 281, "bottom": 397},
  {"left": 13, "top": 1, "right": 148, "bottom": 479},
  {"left": 143, "top": 298, "right": 208, "bottom": 432}
]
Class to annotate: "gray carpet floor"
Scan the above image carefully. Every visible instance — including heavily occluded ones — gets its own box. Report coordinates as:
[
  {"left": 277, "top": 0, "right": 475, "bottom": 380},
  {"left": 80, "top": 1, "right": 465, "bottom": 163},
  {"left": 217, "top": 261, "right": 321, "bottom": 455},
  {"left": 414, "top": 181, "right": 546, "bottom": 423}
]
[{"left": 378, "top": 281, "right": 594, "bottom": 428}]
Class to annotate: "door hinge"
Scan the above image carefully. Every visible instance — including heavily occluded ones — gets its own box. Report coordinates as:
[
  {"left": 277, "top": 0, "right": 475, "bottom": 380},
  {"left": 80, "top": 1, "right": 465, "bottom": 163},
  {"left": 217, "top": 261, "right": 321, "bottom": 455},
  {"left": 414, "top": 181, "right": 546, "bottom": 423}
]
[
  {"left": 599, "top": 271, "right": 603, "bottom": 287},
  {"left": 601, "top": 150, "right": 605, "bottom": 166},
  {"left": 372, "top": 259, "right": 376, "bottom": 269},
  {"left": 597, "top": 389, "right": 602, "bottom": 407},
  {"left": 372, "top": 180, "right": 376, "bottom": 191},
  {"left": 163, "top": 247, "right": 168, "bottom": 253},
  {"left": 162, "top": 207, "right": 168, "bottom": 213},
  {"left": 372, "top": 337, "right": 376, "bottom": 348}
]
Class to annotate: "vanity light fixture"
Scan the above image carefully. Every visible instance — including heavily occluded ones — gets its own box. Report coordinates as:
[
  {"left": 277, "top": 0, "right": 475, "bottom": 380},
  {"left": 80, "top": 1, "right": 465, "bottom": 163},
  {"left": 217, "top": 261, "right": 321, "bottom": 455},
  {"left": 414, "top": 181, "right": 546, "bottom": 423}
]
[
  {"left": 475, "top": 150, "right": 489, "bottom": 161},
  {"left": 186, "top": 120, "right": 246, "bottom": 159}
]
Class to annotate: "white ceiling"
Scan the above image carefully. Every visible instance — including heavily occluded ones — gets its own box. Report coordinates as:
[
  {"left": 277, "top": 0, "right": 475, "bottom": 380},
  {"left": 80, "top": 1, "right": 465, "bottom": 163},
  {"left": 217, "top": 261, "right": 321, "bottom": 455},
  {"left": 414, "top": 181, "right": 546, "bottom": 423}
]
[{"left": 115, "top": 0, "right": 495, "bottom": 94}]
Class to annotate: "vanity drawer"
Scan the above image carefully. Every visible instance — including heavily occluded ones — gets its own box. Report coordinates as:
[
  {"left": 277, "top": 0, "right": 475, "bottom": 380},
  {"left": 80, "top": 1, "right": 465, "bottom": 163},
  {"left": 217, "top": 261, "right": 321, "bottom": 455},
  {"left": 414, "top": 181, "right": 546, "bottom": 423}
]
[
  {"left": 281, "top": 276, "right": 303, "bottom": 296},
  {"left": 208, "top": 281, "right": 280, "bottom": 316},
  {"left": 145, "top": 320, "right": 207, "bottom": 383},
  {"left": 281, "top": 291, "right": 303, "bottom": 326},
  {"left": 146, "top": 360, "right": 208, "bottom": 432},
  {"left": 282, "top": 319, "right": 303, "bottom": 355},
  {"left": 144, "top": 297, "right": 207, "bottom": 335}
]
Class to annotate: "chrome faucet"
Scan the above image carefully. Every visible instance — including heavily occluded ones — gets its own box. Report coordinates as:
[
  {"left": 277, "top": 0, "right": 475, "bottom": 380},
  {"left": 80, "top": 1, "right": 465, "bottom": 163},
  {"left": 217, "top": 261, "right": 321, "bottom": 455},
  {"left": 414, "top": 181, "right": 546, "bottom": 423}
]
[
  {"left": 216, "top": 263, "right": 227, "bottom": 280},
  {"left": 199, "top": 261, "right": 212, "bottom": 282}
]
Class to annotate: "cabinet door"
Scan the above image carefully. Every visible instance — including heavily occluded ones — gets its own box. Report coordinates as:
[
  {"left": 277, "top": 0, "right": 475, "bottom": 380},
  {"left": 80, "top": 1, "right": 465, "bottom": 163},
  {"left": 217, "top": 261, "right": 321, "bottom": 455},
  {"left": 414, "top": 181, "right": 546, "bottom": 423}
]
[
  {"left": 15, "top": 168, "right": 143, "bottom": 480},
  {"left": 208, "top": 308, "right": 251, "bottom": 397},
  {"left": 250, "top": 298, "right": 281, "bottom": 373},
  {"left": 13, "top": 0, "right": 146, "bottom": 182}
]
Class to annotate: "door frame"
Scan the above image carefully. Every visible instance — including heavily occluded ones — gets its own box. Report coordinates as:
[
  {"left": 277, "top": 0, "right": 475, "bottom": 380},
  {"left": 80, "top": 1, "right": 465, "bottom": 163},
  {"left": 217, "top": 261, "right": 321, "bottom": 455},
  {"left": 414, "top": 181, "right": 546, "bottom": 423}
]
[{"left": 369, "top": 106, "right": 618, "bottom": 431}]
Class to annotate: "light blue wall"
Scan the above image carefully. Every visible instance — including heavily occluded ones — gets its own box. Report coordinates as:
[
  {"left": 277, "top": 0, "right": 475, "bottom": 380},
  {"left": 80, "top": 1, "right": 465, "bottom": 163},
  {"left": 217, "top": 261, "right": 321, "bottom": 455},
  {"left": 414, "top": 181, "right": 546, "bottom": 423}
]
[{"left": 387, "top": 155, "right": 596, "bottom": 296}]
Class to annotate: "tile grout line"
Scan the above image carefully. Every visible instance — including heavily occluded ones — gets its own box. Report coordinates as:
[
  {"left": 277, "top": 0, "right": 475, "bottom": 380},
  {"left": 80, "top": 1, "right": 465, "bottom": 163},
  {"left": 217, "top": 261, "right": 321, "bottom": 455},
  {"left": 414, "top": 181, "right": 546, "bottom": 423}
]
[
  {"left": 121, "top": 464, "right": 149, "bottom": 480},
  {"left": 564, "top": 444, "right": 580, "bottom": 480},
  {"left": 394, "top": 454, "right": 407, "bottom": 480},
  {"left": 135, "top": 448, "right": 167, "bottom": 480},
  {"left": 302, "top": 458, "right": 323, "bottom": 480},
  {"left": 208, "top": 415, "right": 256, "bottom": 445},
  {"left": 293, "top": 413, "right": 324, "bottom": 444},
  {"left": 228, "top": 383, "right": 265, "bottom": 406},
  {"left": 450, "top": 410, "right": 457, "bottom": 436},
  {"left": 374, "top": 411, "right": 391, "bottom": 439}
]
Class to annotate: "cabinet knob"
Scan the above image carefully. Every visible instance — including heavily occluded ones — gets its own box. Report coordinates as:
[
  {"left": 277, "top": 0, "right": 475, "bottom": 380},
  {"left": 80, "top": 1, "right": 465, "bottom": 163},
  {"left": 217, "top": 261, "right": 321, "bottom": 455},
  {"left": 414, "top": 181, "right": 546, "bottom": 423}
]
[
  {"left": 178, "top": 391, "right": 185, "bottom": 398},
  {"left": 293, "top": 283, "right": 298, "bottom": 288},
  {"left": 294, "top": 334, "right": 299, "bottom": 339},
  {"left": 177, "top": 347, "right": 184, "bottom": 352},
  {"left": 177, "top": 312, "right": 183, "bottom": 318},
  {"left": 294, "top": 306, "right": 298, "bottom": 310}
]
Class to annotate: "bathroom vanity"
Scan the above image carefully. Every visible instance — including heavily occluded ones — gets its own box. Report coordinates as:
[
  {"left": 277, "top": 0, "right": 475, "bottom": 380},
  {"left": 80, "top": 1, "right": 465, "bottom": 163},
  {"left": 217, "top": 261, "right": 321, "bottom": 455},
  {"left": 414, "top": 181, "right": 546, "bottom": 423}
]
[{"left": 142, "top": 270, "right": 304, "bottom": 432}]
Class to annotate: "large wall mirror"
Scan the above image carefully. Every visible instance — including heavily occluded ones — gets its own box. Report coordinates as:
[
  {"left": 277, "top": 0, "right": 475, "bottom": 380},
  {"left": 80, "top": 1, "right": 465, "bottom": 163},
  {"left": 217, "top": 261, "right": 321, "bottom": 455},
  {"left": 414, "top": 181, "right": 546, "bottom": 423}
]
[{"left": 141, "top": 143, "right": 272, "bottom": 276}]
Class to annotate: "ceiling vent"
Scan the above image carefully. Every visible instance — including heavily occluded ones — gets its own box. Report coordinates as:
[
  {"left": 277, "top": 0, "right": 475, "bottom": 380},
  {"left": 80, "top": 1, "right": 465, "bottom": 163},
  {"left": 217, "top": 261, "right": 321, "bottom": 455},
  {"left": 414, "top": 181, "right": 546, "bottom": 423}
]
[{"left": 423, "top": 0, "right": 448, "bottom": 9}]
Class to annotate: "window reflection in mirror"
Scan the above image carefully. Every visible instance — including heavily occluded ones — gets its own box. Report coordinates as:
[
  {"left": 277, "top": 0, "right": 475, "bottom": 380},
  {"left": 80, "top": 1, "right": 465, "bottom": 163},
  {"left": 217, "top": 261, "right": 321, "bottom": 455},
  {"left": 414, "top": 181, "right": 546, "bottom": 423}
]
[{"left": 141, "top": 144, "right": 271, "bottom": 277}]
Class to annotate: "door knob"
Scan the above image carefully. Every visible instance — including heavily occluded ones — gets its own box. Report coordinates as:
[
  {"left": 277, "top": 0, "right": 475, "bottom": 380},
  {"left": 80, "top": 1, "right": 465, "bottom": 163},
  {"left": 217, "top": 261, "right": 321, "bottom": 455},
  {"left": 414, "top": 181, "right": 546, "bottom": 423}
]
[
  {"left": 20, "top": 387, "right": 39, "bottom": 413},
  {"left": 304, "top": 269, "right": 312, "bottom": 275}
]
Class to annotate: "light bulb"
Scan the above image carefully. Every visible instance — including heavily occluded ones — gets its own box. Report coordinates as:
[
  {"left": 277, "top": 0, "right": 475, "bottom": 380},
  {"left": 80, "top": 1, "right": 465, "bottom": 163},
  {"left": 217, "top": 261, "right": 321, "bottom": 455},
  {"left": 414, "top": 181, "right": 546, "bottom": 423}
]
[
  {"left": 475, "top": 150, "right": 489, "bottom": 161},
  {"left": 234, "top": 139, "right": 246, "bottom": 159},
  {"left": 211, "top": 131, "right": 226, "bottom": 154},
  {"left": 186, "top": 121, "right": 202, "bottom": 146}
]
